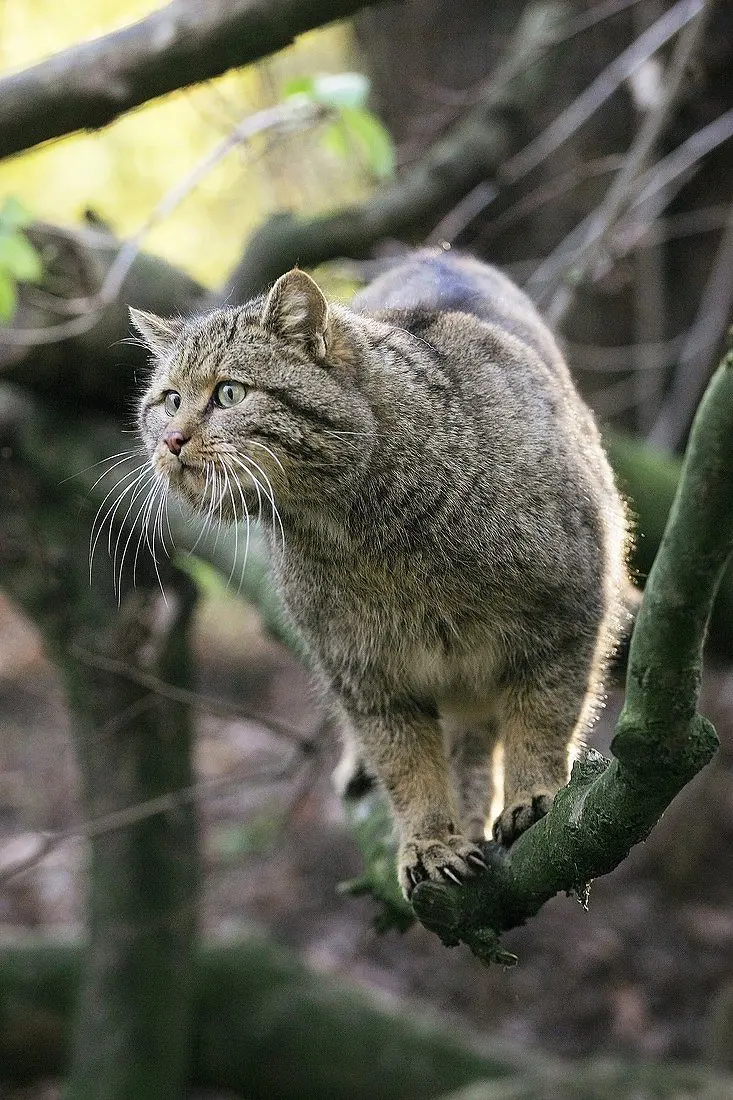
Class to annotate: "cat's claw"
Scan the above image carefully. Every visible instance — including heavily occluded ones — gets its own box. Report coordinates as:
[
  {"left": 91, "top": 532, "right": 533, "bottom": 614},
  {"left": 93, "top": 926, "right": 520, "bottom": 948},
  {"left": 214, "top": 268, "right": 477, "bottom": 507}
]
[
  {"left": 399, "top": 835, "right": 487, "bottom": 899},
  {"left": 493, "top": 792, "right": 553, "bottom": 847},
  {"left": 466, "top": 851, "right": 488, "bottom": 870}
]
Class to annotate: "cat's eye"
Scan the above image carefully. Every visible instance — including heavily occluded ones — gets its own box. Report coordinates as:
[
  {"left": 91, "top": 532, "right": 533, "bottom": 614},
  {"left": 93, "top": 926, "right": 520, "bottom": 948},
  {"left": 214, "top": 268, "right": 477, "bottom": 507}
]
[
  {"left": 214, "top": 380, "right": 247, "bottom": 408},
  {"left": 164, "top": 391, "right": 181, "bottom": 416}
]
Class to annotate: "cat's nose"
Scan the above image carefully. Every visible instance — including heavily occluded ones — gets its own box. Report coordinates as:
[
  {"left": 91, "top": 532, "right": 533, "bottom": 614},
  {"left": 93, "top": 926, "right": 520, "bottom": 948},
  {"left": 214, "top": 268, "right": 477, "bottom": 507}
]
[{"left": 163, "top": 429, "right": 188, "bottom": 456}]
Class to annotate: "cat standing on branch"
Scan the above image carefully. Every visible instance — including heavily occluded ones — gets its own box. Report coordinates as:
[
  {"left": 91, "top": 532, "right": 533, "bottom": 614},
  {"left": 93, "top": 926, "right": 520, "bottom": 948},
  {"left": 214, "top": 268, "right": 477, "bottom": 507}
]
[{"left": 134, "top": 251, "right": 631, "bottom": 900}]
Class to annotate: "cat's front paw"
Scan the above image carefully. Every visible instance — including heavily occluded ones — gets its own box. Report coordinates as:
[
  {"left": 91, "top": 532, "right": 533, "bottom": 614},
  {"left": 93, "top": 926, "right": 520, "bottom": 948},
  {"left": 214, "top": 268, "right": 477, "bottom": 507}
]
[
  {"left": 399, "top": 835, "right": 487, "bottom": 899},
  {"left": 493, "top": 792, "right": 553, "bottom": 847}
]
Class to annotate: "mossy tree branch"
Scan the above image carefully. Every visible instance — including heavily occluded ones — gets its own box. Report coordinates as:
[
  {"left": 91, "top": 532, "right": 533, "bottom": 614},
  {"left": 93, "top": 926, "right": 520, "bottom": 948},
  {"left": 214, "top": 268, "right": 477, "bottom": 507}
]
[{"left": 392, "top": 351, "right": 733, "bottom": 961}]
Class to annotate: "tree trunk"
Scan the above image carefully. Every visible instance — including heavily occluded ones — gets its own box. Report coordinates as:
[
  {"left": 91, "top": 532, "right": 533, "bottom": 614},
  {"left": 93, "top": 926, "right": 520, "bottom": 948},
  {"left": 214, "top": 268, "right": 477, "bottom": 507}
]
[{"left": 0, "top": 393, "right": 200, "bottom": 1099}]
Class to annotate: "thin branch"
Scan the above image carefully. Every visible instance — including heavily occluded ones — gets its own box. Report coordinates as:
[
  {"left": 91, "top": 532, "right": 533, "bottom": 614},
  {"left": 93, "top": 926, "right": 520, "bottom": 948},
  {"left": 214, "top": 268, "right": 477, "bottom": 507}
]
[
  {"left": 648, "top": 199, "right": 733, "bottom": 449},
  {"left": 0, "top": 0, "right": 385, "bottom": 161},
  {"left": 567, "top": 333, "right": 685, "bottom": 373},
  {"left": 477, "top": 155, "right": 623, "bottom": 244},
  {"left": 500, "top": 0, "right": 704, "bottom": 186},
  {"left": 526, "top": 0, "right": 713, "bottom": 322},
  {"left": 69, "top": 643, "right": 315, "bottom": 751},
  {"left": 628, "top": 107, "right": 733, "bottom": 222},
  {"left": 426, "top": 182, "right": 498, "bottom": 246},
  {"left": 502, "top": 197, "right": 733, "bottom": 287},
  {"left": 0, "top": 749, "right": 307, "bottom": 888}
]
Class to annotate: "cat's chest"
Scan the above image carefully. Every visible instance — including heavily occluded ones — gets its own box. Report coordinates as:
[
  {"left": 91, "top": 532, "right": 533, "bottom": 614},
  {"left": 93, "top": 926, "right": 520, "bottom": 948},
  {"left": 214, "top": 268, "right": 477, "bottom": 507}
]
[
  {"left": 274, "top": 541, "right": 424, "bottom": 634},
  {"left": 271, "top": 537, "right": 499, "bottom": 673}
]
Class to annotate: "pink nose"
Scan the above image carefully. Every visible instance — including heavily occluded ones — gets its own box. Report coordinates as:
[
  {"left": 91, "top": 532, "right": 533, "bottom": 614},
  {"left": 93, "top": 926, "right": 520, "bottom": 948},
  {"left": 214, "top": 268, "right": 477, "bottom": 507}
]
[{"left": 163, "top": 429, "right": 188, "bottom": 456}]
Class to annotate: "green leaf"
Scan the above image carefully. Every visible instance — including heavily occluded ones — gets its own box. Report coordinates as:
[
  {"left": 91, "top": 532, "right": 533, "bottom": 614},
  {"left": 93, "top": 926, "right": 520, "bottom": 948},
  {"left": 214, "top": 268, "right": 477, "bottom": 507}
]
[
  {"left": 0, "top": 196, "right": 33, "bottom": 232},
  {"left": 173, "top": 552, "right": 229, "bottom": 599},
  {"left": 337, "top": 106, "right": 395, "bottom": 180},
  {"left": 0, "top": 271, "right": 17, "bottom": 323},
  {"left": 0, "top": 232, "right": 43, "bottom": 283},
  {"left": 320, "top": 119, "right": 352, "bottom": 163},
  {"left": 282, "top": 76, "right": 316, "bottom": 101},
  {"left": 283, "top": 72, "right": 371, "bottom": 110}
]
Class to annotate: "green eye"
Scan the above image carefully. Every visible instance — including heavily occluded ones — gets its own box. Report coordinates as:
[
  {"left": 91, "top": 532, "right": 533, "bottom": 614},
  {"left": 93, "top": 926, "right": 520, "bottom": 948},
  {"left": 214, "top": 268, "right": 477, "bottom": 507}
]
[
  {"left": 164, "top": 391, "right": 181, "bottom": 416},
  {"left": 214, "top": 380, "right": 247, "bottom": 408}
]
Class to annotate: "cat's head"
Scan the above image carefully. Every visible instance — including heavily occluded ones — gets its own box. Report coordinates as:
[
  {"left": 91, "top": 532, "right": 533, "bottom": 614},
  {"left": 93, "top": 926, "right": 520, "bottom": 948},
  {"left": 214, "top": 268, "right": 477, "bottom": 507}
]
[{"left": 135, "top": 269, "right": 376, "bottom": 527}]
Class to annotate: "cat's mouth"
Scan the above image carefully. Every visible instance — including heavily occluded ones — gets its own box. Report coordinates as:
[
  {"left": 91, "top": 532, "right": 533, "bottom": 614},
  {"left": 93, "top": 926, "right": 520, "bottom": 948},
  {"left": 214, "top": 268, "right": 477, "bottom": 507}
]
[{"left": 155, "top": 450, "right": 201, "bottom": 477}]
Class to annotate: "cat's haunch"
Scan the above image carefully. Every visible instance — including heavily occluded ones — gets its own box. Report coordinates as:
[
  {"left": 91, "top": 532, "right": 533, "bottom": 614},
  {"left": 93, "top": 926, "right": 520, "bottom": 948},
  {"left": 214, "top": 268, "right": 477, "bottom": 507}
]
[{"left": 134, "top": 251, "right": 631, "bottom": 900}]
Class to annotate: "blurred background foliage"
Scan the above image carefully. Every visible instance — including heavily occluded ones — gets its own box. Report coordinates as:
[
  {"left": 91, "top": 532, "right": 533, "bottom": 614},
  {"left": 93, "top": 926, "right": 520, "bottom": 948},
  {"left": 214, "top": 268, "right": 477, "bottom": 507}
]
[{"left": 2, "top": 1, "right": 733, "bottom": 1096}]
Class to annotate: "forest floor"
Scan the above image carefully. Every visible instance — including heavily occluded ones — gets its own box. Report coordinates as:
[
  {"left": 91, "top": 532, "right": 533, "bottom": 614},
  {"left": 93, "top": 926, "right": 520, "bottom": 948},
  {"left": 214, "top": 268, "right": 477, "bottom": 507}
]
[{"left": 1, "top": 587, "right": 733, "bottom": 1096}]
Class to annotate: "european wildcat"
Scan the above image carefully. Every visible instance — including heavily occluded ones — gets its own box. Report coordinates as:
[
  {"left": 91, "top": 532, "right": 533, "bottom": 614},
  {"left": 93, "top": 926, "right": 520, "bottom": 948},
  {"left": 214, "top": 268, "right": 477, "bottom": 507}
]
[{"left": 134, "top": 250, "right": 630, "bottom": 899}]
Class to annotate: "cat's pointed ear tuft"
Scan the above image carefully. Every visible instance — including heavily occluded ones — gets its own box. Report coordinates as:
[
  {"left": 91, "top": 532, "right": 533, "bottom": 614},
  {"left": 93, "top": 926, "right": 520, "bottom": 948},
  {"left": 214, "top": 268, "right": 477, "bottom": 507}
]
[
  {"left": 261, "top": 269, "right": 329, "bottom": 361},
  {"left": 129, "top": 307, "right": 184, "bottom": 357}
]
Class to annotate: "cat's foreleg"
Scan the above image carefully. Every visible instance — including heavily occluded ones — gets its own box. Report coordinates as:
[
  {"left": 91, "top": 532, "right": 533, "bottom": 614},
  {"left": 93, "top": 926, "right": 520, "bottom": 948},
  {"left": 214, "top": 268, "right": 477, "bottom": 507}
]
[{"left": 344, "top": 699, "right": 487, "bottom": 899}]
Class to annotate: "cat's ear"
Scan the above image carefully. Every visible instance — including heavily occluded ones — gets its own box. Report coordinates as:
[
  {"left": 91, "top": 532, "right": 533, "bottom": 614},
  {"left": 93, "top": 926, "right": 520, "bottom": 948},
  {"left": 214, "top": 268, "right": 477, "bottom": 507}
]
[
  {"left": 261, "top": 269, "right": 329, "bottom": 361},
  {"left": 129, "top": 307, "right": 184, "bottom": 357}
]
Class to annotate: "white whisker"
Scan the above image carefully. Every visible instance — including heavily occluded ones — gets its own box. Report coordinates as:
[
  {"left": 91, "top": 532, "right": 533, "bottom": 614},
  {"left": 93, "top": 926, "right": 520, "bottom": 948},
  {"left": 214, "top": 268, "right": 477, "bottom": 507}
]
[
  {"left": 222, "top": 455, "right": 253, "bottom": 592},
  {"left": 148, "top": 480, "right": 170, "bottom": 604},
  {"left": 132, "top": 477, "right": 163, "bottom": 596},
  {"left": 211, "top": 464, "right": 226, "bottom": 551},
  {"left": 62, "top": 446, "right": 147, "bottom": 487},
  {"left": 159, "top": 483, "right": 175, "bottom": 559},
  {"left": 187, "top": 461, "right": 215, "bottom": 555},
  {"left": 113, "top": 470, "right": 159, "bottom": 601},
  {"left": 232, "top": 452, "right": 285, "bottom": 551},
  {"left": 89, "top": 463, "right": 151, "bottom": 583},
  {"left": 248, "top": 439, "right": 286, "bottom": 474},
  {"left": 227, "top": 453, "right": 263, "bottom": 523},
  {"left": 223, "top": 463, "right": 241, "bottom": 587}
]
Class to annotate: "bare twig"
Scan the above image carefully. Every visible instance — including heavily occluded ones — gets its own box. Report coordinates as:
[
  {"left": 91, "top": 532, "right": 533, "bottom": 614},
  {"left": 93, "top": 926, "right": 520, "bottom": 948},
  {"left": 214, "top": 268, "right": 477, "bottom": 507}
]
[
  {"left": 0, "top": 749, "right": 307, "bottom": 887},
  {"left": 502, "top": 201, "right": 733, "bottom": 286},
  {"left": 625, "top": 106, "right": 733, "bottom": 231},
  {"left": 409, "top": 0, "right": 650, "bottom": 114},
  {"left": 526, "top": 0, "right": 712, "bottom": 324},
  {"left": 501, "top": 0, "right": 704, "bottom": 187},
  {"left": 69, "top": 643, "right": 315, "bottom": 750},
  {"left": 476, "top": 155, "right": 623, "bottom": 244},
  {"left": 567, "top": 333, "right": 685, "bottom": 373},
  {"left": 630, "top": 0, "right": 668, "bottom": 434},
  {"left": 426, "top": 182, "right": 498, "bottom": 245},
  {"left": 425, "top": 2, "right": 696, "bottom": 246},
  {"left": 648, "top": 200, "right": 733, "bottom": 449}
]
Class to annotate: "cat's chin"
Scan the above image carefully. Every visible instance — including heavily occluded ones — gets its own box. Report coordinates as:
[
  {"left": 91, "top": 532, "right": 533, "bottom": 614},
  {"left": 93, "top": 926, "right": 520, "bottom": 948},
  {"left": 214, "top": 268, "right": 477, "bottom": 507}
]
[{"left": 158, "top": 462, "right": 209, "bottom": 513}]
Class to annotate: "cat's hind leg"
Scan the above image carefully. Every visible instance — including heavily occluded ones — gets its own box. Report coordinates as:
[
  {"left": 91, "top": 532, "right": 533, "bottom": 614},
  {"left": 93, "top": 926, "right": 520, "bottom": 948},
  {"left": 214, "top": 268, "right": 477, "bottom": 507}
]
[
  {"left": 493, "top": 651, "right": 600, "bottom": 846},
  {"left": 442, "top": 713, "right": 500, "bottom": 843},
  {"left": 332, "top": 724, "right": 376, "bottom": 798}
]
